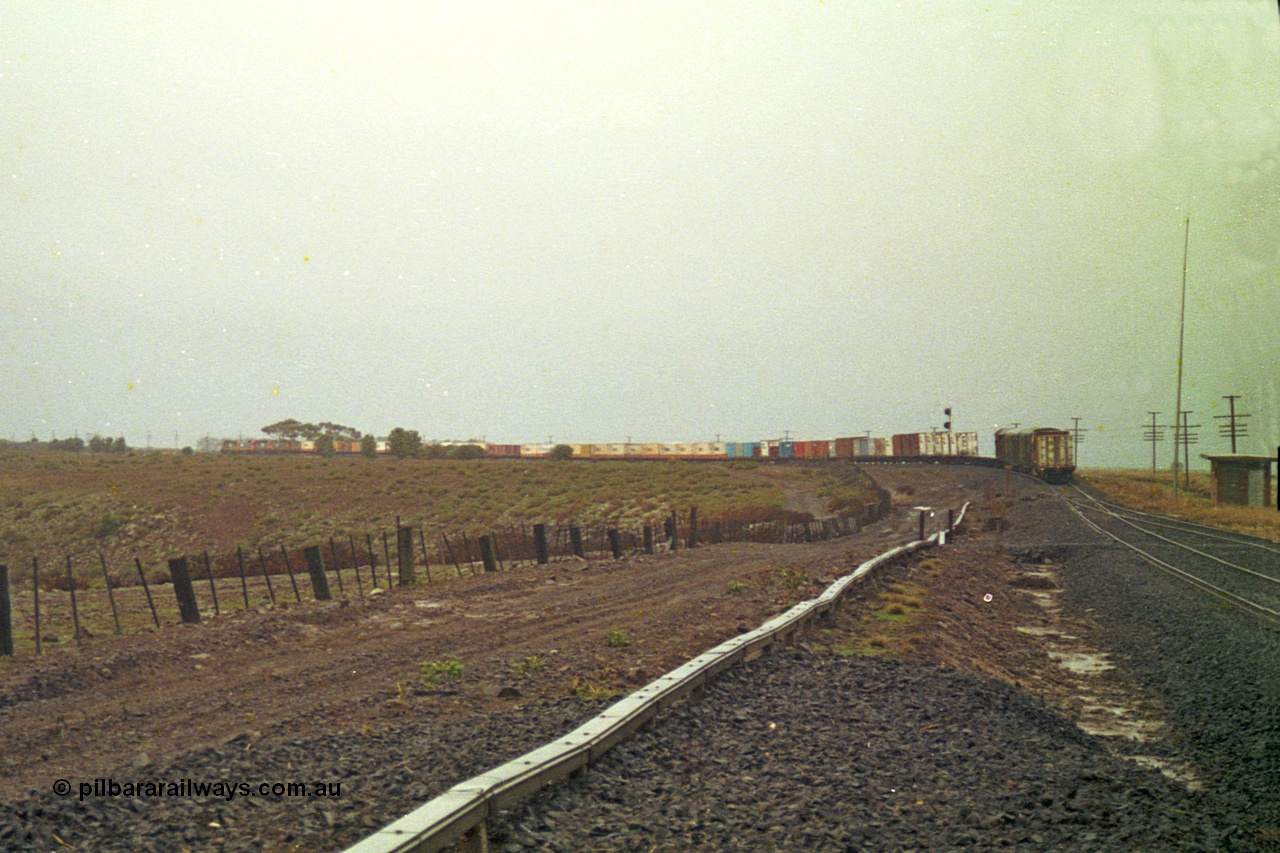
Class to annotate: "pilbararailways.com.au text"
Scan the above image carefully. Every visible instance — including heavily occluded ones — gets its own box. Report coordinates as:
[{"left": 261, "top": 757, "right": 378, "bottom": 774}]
[{"left": 53, "top": 778, "right": 341, "bottom": 801}]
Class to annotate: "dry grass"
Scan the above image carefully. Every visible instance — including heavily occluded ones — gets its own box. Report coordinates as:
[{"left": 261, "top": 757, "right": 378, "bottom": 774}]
[
  {"left": 1080, "top": 469, "right": 1280, "bottom": 543},
  {"left": 0, "top": 450, "right": 880, "bottom": 580}
]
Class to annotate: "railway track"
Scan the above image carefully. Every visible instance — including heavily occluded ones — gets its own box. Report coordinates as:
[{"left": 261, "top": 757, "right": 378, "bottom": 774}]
[{"left": 1064, "top": 486, "right": 1280, "bottom": 625}]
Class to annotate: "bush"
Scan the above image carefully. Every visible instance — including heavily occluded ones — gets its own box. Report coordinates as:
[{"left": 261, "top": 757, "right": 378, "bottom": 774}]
[
  {"left": 549, "top": 444, "right": 574, "bottom": 461},
  {"left": 93, "top": 511, "right": 122, "bottom": 538},
  {"left": 421, "top": 656, "right": 464, "bottom": 685},
  {"left": 448, "top": 444, "right": 487, "bottom": 460},
  {"left": 604, "top": 629, "right": 630, "bottom": 648}
]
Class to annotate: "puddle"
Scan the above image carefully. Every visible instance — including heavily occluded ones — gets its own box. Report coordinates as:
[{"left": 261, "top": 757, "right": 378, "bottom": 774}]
[
  {"left": 1015, "top": 626, "right": 1078, "bottom": 639},
  {"left": 1130, "top": 755, "right": 1204, "bottom": 791},
  {"left": 1048, "top": 650, "right": 1114, "bottom": 674}
]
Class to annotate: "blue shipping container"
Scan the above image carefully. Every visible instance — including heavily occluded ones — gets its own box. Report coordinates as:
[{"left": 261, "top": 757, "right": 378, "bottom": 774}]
[{"left": 779, "top": 441, "right": 796, "bottom": 459}]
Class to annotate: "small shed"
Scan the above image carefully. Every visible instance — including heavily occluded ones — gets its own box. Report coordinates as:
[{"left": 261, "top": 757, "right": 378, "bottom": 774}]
[{"left": 1199, "top": 454, "right": 1275, "bottom": 508}]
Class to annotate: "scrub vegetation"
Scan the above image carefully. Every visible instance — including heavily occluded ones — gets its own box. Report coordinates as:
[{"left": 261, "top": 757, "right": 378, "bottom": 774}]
[
  {"left": 1079, "top": 469, "right": 1280, "bottom": 543},
  {"left": 0, "top": 448, "right": 882, "bottom": 585}
]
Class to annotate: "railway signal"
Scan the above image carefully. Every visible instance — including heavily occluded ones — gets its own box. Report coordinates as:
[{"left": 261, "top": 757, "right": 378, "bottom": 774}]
[{"left": 943, "top": 407, "right": 952, "bottom": 431}]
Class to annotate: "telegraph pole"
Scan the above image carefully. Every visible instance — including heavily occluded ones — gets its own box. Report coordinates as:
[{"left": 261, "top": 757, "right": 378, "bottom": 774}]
[
  {"left": 1142, "top": 412, "right": 1166, "bottom": 474},
  {"left": 1213, "top": 394, "right": 1250, "bottom": 454},
  {"left": 1177, "top": 410, "right": 1201, "bottom": 491},
  {"left": 1070, "top": 417, "right": 1085, "bottom": 467}
]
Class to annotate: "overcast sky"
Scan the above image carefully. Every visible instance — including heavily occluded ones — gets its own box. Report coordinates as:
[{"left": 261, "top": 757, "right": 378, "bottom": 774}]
[{"left": 3, "top": 2, "right": 1277, "bottom": 468}]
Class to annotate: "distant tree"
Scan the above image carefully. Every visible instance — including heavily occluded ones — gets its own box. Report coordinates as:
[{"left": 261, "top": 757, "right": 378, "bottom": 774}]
[
  {"left": 420, "top": 442, "right": 448, "bottom": 459},
  {"left": 49, "top": 437, "right": 85, "bottom": 452},
  {"left": 387, "top": 428, "right": 423, "bottom": 459},
  {"left": 360, "top": 435, "right": 378, "bottom": 458},
  {"left": 448, "top": 443, "right": 487, "bottom": 460},
  {"left": 196, "top": 435, "right": 220, "bottom": 453},
  {"left": 181, "top": 446, "right": 194, "bottom": 455},
  {"left": 316, "top": 434, "right": 336, "bottom": 458},
  {"left": 549, "top": 443, "right": 574, "bottom": 461},
  {"left": 261, "top": 418, "right": 312, "bottom": 440},
  {"left": 88, "top": 434, "right": 111, "bottom": 453},
  {"left": 112, "top": 436, "right": 127, "bottom": 453}
]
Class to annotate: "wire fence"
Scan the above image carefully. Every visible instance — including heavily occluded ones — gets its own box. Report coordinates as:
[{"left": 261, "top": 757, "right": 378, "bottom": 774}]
[{"left": 0, "top": 494, "right": 891, "bottom": 658}]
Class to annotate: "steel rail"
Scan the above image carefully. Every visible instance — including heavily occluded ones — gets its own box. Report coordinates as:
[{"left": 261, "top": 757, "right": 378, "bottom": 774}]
[
  {"left": 343, "top": 502, "right": 970, "bottom": 853},
  {"left": 1069, "top": 487, "right": 1280, "bottom": 556},
  {"left": 1066, "top": 494, "right": 1280, "bottom": 588},
  {"left": 1063, "top": 500, "right": 1280, "bottom": 626}
]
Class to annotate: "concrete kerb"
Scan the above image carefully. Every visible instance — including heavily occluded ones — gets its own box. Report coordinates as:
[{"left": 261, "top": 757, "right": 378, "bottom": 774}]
[{"left": 343, "top": 501, "right": 969, "bottom": 853}]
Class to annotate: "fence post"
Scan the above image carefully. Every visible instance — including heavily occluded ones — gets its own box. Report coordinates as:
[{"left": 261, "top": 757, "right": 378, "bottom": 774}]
[
  {"left": 256, "top": 548, "right": 278, "bottom": 606},
  {"left": 643, "top": 525, "right": 654, "bottom": 555},
  {"left": 533, "top": 524, "right": 549, "bottom": 565},
  {"left": 348, "top": 534, "right": 366, "bottom": 600},
  {"left": 569, "top": 526, "right": 585, "bottom": 559},
  {"left": 687, "top": 507, "right": 698, "bottom": 548},
  {"left": 608, "top": 528, "right": 622, "bottom": 559},
  {"left": 202, "top": 551, "right": 221, "bottom": 616},
  {"left": 280, "top": 546, "right": 302, "bottom": 602},
  {"left": 396, "top": 525, "right": 416, "bottom": 587},
  {"left": 0, "top": 566, "right": 12, "bottom": 656},
  {"left": 99, "top": 554, "right": 121, "bottom": 634},
  {"left": 303, "top": 546, "right": 333, "bottom": 601},
  {"left": 135, "top": 558, "right": 160, "bottom": 627},
  {"left": 328, "top": 537, "right": 346, "bottom": 596},
  {"left": 236, "top": 548, "right": 251, "bottom": 609},
  {"left": 32, "top": 557, "right": 40, "bottom": 655},
  {"left": 66, "top": 556, "right": 82, "bottom": 645},
  {"left": 168, "top": 557, "right": 202, "bottom": 624},
  {"left": 418, "top": 527, "right": 433, "bottom": 585},
  {"left": 478, "top": 535, "right": 498, "bottom": 573}
]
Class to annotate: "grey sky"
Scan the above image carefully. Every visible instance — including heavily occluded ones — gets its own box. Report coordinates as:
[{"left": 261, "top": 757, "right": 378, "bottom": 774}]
[{"left": 3, "top": 2, "right": 1277, "bottom": 467}]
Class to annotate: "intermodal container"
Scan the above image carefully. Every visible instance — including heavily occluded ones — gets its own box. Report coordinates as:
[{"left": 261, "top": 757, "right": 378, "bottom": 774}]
[{"left": 779, "top": 441, "right": 795, "bottom": 459}]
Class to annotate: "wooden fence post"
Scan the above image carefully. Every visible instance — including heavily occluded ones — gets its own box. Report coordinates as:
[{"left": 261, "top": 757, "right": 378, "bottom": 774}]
[
  {"left": 396, "top": 525, "right": 416, "bottom": 587},
  {"left": 533, "top": 524, "right": 549, "bottom": 565},
  {"left": 687, "top": 507, "right": 698, "bottom": 548},
  {"left": 643, "top": 526, "right": 654, "bottom": 555},
  {"left": 478, "top": 535, "right": 498, "bottom": 573},
  {"left": 569, "top": 526, "right": 585, "bottom": 559},
  {"left": 168, "top": 557, "right": 202, "bottom": 624},
  {"left": 0, "top": 566, "right": 12, "bottom": 656},
  {"left": 303, "top": 546, "right": 333, "bottom": 601},
  {"left": 607, "top": 528, "right": 622, "bottom": 559}
]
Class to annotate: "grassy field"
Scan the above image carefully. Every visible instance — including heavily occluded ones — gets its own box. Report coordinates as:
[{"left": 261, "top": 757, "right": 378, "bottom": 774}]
[
  {"left": 1078, "top": 468, "right": 1280, "bottom": 543},
  {"left": 0, "top": 449, "right": 881, "bottom": 588}
]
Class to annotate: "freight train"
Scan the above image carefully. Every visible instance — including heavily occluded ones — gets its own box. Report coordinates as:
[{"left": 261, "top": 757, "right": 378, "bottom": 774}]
[{"left": 992, "top": 428, "right": 1075, "bottom": 483}]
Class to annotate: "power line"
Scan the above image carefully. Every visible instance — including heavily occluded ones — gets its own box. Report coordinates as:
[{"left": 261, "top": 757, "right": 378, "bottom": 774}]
[{"left": 1142, "top": 412, "right": 1167, "bottom": 474}]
